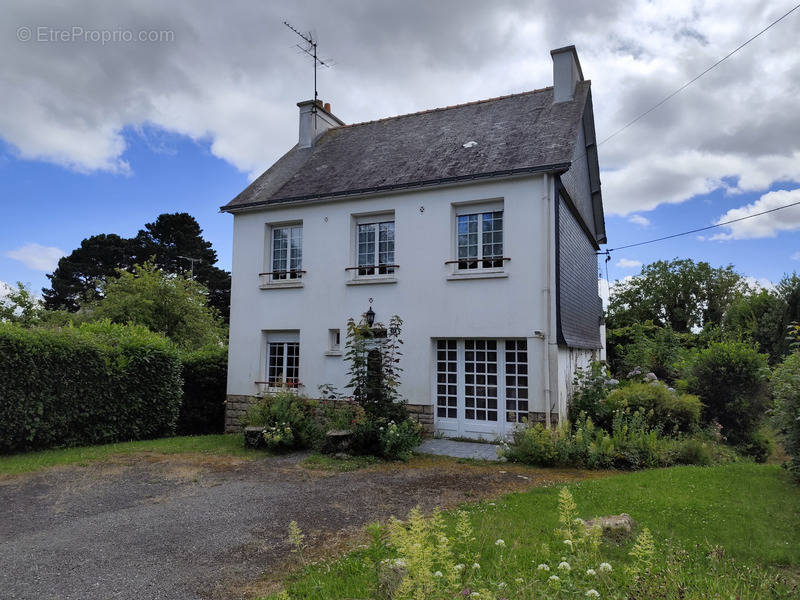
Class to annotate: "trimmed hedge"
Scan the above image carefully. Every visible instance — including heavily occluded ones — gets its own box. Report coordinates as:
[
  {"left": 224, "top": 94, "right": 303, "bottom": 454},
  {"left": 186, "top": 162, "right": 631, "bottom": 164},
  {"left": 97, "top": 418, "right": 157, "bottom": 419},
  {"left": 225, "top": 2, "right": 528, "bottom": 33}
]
[
  {"left": 177, "top": 345, "right": 228, "bottom": 435},
  {"left": 0, "top": 321, "right": 182, "bottom": 453}
]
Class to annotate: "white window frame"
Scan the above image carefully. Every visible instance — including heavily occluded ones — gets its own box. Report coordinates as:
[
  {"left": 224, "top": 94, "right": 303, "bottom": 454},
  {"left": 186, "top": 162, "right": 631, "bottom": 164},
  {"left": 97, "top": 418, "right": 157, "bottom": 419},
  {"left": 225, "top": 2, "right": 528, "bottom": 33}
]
[
  {"left": 350, "top": 212, "right": 396, "bottom": 280},
  {"left": 266, "top": 222, "right": 303, "bottom": 282},
  {"left": 262, "top": 331, "right": 301, "bottom": 390},
  {"left": 432, "top": 338, "right": 529, "bottom": 440},
  {"left": 452, "top": 201, "right": 505, "bottom": 273},
  {"left": 327, "top": 328, "right": 341, "bottom": 353}
]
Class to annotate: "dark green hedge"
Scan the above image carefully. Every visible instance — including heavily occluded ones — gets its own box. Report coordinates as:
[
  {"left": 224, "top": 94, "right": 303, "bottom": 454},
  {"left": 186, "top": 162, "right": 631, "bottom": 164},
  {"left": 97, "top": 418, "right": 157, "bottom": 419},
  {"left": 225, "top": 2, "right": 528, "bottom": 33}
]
[
  {"left": 0, "top": 321, "right": 182, "bottom": 453},
  {"left": 177, "top": 345, "right": 227, "bottom": 435}
]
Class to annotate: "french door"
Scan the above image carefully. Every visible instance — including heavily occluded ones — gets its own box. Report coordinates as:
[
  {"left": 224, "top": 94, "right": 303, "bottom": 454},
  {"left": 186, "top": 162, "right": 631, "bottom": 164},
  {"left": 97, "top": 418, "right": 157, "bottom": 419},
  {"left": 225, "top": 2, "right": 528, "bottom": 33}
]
[{"left": 434, "top": 339, "right": 529, "bottom": 439}]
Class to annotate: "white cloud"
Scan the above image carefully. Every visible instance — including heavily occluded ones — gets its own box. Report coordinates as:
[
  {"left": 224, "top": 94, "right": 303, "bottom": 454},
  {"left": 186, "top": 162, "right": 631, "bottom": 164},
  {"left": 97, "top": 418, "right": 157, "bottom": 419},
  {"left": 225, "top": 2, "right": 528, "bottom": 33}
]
[
  {"left": 711, "top": 188, "right": 800, "bottom": 240},
  {"left": 0, "top": 0, "right": 798, "bottom": 211},
  {"left": 616, "top": 258, "right": 642, "bottom": 269},
  {"left": 792, "top": 251, "right": 800, "bottom": 261},
  {"left": 6, "top": 243, "right": 65, "bottom": 272},
  {"left": 743, "top": 276, "right": 775, "bottom": 291},
  {"left": 628, "top": 215, "right": 650, "bottom": 227}
]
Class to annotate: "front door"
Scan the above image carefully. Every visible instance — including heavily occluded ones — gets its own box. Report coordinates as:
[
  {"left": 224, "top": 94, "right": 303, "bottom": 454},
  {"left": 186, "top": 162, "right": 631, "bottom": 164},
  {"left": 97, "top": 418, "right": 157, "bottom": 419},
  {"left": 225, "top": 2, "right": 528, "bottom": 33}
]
[{"left": 434, "top": 339, "right": 529, "bottom": 439}]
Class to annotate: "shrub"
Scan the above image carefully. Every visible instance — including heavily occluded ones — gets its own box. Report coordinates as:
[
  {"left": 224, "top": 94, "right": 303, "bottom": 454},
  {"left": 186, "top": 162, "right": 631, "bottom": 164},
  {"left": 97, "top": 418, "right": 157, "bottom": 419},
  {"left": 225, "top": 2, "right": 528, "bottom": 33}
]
[
  {"left": 503, "top": 411, "right": 732, "bottom": 470},
  {"left": 0, "top": 321, "right": 182, "bottom": 453},
  {"left": 605, "top": 382, "right": 701, "bottom": 434},
  {"left": 177, "top": 345, "right": 227, "bottom": 435},
  {"left": 379, "top": 419, "right": 423, "bottom": 461},
  {"left": 568, "top": 362, "right": 616, "bottom": 430},
  {"left": 771, "top": 352, "right": 800, "bottom": 479},
  {"left": 686, "top": 341, "right": 770, "bottom": 447},
  {"left": 242, "top": 392, "right": 324, "bottom": 450}
]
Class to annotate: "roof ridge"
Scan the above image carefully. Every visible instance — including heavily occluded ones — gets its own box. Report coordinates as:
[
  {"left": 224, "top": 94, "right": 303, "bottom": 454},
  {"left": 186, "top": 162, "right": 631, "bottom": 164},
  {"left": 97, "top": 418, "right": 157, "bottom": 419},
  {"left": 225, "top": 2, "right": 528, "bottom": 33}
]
[{"left": 336, "top": 86, "right": 555, "bottom": 130}]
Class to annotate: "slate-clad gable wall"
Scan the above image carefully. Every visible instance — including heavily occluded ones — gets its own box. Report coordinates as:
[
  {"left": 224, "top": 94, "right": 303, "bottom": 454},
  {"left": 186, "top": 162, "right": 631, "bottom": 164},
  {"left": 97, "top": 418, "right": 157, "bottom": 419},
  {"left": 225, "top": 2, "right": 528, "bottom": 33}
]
[
  {"left": 557, "top": 193, "right": 602, "bottom": 349},
  {"left": 560, "top": 124, "right": 597, "bottom": 241}
]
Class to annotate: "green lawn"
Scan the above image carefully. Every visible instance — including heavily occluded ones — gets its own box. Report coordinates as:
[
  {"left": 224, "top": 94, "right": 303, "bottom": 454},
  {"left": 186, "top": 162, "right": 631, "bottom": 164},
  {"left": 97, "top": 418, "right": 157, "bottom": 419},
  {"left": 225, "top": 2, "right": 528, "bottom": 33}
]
[
  {"left": 0, "top": 434, "right": 261, "bottom": 476},
  {"left": 265, "top": 463, "right": 800, "bottom": 599}
]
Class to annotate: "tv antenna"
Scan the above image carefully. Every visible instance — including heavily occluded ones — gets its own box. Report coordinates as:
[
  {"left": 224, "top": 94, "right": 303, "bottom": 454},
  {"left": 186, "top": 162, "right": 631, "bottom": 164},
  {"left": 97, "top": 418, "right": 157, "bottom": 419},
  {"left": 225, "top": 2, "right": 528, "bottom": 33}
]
[
  {"left": 283, "top": 21, "right": 332, "bottom": 115},
  {"left": 178, "top": 255, "right": 202, "bottom": 278}
]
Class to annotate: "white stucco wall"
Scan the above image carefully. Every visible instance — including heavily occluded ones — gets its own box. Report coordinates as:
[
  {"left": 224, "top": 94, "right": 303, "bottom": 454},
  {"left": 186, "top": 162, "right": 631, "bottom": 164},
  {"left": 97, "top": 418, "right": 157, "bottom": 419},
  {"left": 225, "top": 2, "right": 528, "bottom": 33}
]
[{"left": 225, "top": 173, "right": 604, "bottom": 434}]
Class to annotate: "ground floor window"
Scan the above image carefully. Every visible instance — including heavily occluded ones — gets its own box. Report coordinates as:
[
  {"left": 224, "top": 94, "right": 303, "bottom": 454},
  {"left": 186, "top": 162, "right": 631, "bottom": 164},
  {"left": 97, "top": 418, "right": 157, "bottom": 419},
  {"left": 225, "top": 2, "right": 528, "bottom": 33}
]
[
  {"left": 435, "top": 339, "right": 528, "bottom": 426},
  {"left": 267, "top": 340, "right": 300, "bottom": 386}
]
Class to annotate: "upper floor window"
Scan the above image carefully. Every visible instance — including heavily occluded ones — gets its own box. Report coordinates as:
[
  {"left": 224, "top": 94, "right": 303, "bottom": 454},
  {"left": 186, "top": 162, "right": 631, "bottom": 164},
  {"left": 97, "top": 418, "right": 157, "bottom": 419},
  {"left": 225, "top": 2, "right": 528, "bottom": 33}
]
[
  {"left": 457, "top": 210, "right": 503, "bottom": 269},
  {"left": 357, "top": 220, "right": 395, "bottom": 276},
  {"left": 271, "top": 224, "right": 303, "bottom": 280}
]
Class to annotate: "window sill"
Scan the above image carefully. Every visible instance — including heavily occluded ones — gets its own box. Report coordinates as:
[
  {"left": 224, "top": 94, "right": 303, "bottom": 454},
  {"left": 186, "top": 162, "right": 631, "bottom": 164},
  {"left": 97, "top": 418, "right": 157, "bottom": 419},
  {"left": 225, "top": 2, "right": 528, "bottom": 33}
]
[
  {"left": 345, "top": 277, "right": 398, "bottom": 286},
  {"left": 447, "top": 271, "right": 508, "bottom": 281},
  {"left": 324, "top": 350, "right": 343, "bottom": 357},
  {"left": 259, "top": 280, "right": 304, "bottom": 290}
]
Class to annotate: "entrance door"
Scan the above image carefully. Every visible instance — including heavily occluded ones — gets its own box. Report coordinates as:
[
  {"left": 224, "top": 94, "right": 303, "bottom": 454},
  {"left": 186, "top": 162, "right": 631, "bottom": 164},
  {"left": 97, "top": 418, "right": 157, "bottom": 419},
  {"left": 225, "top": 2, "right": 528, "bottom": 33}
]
[{"left": 434, "top": 339, "right": 529, "bottom": 439}]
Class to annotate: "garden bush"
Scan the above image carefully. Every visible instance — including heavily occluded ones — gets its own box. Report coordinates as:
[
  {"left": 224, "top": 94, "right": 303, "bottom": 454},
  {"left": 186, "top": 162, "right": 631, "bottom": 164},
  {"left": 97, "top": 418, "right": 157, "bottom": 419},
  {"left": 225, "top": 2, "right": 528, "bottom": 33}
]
[
  {"left": 685, "top": 341, "right": 770, "bottom": 450},
  {"left": 0, "top": 321, "right": 182, "bottom": 453},
  {"left": 177, "top": 345, "right": 227, "bottom": 435},
  {"left": 502, "top": 411, "right": 729, "bottom": 470},
  {"left": 771, "top": 352, "right": 800, "bottom": 479},
  {"left": 242, "top": 392, "right": 325, "bottom": 450},
  {"left": 605, "top": 382, "right": 701, "bottom": 434}
]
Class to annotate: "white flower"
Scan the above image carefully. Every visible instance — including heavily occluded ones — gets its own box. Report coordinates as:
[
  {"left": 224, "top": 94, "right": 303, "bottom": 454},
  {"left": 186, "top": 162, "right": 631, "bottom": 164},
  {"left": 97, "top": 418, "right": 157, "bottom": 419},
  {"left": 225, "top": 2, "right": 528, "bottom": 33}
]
[
  {"left": 563, "top": 539, "right": 573, "bottom": 548},
  {"left": 598, "top": 562, "right": 612, "bottom": 573},
  {"left": 497, "top": 582, "right": 506, "bottom": 589},
  {"left": 548, "top": 575, "right": 560, "bottom": 582},
  {"left": 472, "top": 562, "right": 481, "bottom": 570},
  {"left": 515, "top": 577, "right": 524, "bottom": 584},
  {"left": 586, "top": 590, "right": 600, "bottom": 598},
  {"left": 454, "top": 563, "right": 465, "bottom": 572},
  {"left": 586, "top": 568, "right": 596, "bottom": 576},
  {"left": 537, "top": 563, "right": 550, "bottom": 571},
  {"left": 495, "top": 539, "right": 506, "bottom": 547},
  {"left": 558, "top": 561, "right": 571, "bottom": 571},
  {"left": 434, "top": 571, "right": 443, "bottom": 578}
]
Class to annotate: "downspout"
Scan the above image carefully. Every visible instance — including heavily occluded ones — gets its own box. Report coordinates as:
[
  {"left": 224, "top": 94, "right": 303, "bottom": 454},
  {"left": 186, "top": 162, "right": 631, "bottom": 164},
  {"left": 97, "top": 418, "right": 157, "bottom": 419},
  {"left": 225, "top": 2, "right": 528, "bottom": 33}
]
[
  {"left": 542, "top": 175, "right": 553, "bottom": 428},
  {"left": 546, "top": 176, "right": 561, "bottom": 427}
]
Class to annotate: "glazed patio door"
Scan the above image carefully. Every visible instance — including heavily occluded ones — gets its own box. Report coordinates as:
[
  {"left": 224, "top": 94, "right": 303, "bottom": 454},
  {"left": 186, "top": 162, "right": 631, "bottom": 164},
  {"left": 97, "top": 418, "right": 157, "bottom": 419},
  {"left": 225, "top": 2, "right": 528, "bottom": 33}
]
[{"left": 434, "top": 339, "right": 529, "bottom": 439}]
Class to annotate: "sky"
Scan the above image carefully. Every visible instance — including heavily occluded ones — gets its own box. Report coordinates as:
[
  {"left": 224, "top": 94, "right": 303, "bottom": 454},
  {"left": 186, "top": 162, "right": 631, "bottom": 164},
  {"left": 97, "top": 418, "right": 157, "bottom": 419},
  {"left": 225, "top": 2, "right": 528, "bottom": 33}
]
[{"left": 1, "top": 0, "right": 799, "bottom": 298}]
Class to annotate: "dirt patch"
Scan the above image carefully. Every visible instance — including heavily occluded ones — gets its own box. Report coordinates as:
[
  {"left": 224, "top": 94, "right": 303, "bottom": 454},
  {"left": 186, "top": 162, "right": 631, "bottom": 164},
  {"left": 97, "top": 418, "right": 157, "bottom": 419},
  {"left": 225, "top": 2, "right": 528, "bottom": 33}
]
[{"left": 0, "top": 450, "right": 598, "bottom": 600}]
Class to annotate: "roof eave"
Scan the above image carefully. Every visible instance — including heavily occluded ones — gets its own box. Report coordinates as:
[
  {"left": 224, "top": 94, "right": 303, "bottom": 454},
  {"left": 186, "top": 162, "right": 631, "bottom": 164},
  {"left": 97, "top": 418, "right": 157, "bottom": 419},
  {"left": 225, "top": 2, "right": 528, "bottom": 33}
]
[{"left": 220, "top": 162, "right": 571, "bottom": 213}]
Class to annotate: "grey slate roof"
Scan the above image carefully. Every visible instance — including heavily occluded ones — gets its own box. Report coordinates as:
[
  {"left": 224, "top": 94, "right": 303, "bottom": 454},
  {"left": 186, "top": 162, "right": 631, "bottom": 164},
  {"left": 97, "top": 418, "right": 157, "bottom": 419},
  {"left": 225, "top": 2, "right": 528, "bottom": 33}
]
[{"left": 221, "top": 82, "right": 592, "bottom": 211}]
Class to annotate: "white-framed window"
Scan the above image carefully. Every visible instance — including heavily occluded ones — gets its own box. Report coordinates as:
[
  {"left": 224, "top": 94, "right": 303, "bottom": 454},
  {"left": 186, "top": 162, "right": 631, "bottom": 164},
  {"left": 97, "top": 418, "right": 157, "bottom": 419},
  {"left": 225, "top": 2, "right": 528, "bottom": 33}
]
[
  {"left": 357, "top": 219, "right": 395, "bottom": 276},
  {"left": 328, "top": 328, "right": 341, "bottom": 352},
  {"left": 456, "top": 210, "right": 503, "bottom": 270},
  {"left": 265, "top": 332, "right": 300, "bottom": 387},
  {"left": 270, "top": 224, "right": 303, "bottom": 280}
]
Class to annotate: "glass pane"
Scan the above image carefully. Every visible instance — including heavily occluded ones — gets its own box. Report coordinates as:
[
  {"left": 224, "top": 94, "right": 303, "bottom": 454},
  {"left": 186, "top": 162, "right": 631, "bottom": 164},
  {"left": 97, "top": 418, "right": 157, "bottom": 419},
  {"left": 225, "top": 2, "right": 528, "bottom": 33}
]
[
  {"left": 290, "top": 226, "right": 303, "bottom": 278},
  {"left": 378, "top": 221, "right": 395, "bottom": 274}
]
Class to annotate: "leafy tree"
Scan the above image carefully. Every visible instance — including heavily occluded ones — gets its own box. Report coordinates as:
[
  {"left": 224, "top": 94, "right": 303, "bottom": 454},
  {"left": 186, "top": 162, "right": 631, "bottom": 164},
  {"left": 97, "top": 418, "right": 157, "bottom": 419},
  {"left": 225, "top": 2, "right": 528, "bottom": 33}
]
[
  {"left": 43, "top": 234, "right": 133, "bottom": 311},
  {"left": 42, "top": 214, "right": 231, "bottom": 321},
  {"left": 132, "top": 213, "right": 231, "bottom": 320},
  {"left": 607, "top": 259, "right": 747, "bottom": 333},
  {"left": 723, "top": 288, "right": 786, "bottom": 362},
  {"left": 0, "top": 282, "right": 44, "bottom": 326},
  {"left": 90, "top": 262, "right": 226, "bottom": 350}
]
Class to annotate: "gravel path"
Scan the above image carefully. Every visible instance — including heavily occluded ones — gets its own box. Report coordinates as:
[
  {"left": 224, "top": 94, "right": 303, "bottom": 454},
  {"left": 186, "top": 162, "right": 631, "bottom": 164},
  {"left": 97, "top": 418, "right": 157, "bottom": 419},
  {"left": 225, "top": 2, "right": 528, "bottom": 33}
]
[{"left": 0, "top": 452, "right": 581, "bottom": 600}]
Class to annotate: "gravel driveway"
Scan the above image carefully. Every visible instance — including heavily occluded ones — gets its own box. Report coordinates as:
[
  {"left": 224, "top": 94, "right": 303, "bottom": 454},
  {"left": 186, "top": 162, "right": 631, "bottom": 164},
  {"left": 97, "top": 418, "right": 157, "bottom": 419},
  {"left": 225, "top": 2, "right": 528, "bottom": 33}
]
[{"left": 0, "top": 451, "right": 583, "bottom": 600}]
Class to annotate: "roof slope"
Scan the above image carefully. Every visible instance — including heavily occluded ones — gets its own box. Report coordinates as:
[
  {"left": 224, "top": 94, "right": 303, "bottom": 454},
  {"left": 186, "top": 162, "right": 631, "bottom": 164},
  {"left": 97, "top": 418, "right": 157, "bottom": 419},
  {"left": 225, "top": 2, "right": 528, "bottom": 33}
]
[{"left": 222, "top": 82, "right": 591, "bottom": 211}]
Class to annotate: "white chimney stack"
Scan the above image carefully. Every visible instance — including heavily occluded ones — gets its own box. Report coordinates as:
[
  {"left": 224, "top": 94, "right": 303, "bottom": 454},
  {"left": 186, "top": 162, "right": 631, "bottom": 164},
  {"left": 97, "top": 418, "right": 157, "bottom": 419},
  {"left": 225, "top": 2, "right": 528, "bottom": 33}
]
[
  {"left": 551, "top": 45, "right": 584, "bottom": 103},
  {"left": 297, "top": 100, "right": 344, "bottom": 148}
]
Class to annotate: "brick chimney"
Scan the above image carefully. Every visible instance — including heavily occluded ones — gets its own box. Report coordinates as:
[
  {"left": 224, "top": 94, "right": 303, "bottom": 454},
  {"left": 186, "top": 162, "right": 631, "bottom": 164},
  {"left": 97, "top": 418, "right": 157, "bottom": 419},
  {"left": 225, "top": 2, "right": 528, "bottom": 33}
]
[
  {"left": 297, "top": 99, "right": 344, "bottom": 148},
  {"left": 551, "top": 45, "right": 584, "bottom": 103}
]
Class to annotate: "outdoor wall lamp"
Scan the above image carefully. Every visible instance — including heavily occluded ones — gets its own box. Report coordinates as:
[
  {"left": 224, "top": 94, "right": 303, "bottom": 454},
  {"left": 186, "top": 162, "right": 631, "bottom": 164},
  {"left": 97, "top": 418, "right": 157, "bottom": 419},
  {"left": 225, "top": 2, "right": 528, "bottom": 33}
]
[{"left": 365, "top": 306, "right": 376, "bottom": 327}]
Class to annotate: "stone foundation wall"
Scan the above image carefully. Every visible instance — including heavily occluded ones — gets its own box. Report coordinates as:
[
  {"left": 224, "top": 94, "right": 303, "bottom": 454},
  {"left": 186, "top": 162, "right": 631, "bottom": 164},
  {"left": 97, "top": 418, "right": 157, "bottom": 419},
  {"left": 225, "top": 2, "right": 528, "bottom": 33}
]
[
  {"left": 406, "top": 403, "right": 434, "bottom": 435},
  {"left": 225, "top": 394, "right": 257, "bottom": 433}
]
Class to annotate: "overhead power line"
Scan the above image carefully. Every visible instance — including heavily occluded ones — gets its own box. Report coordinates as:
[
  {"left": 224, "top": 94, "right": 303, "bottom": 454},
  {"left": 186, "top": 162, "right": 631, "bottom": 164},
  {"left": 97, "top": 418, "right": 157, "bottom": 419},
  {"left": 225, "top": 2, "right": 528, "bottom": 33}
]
[
  {"left": 597, "top": 2, "right": 800, "bottom": 149},
  {"left": 599, "top": 197, "right": 800, "bottom": 254}
]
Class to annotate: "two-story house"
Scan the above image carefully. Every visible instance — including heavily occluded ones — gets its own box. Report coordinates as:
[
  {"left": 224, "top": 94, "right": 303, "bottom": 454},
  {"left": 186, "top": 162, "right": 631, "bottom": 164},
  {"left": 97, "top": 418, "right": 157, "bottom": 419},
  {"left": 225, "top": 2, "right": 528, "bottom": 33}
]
[{"left": 221, "top": 45, "right": 606, "bottom": 439}]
